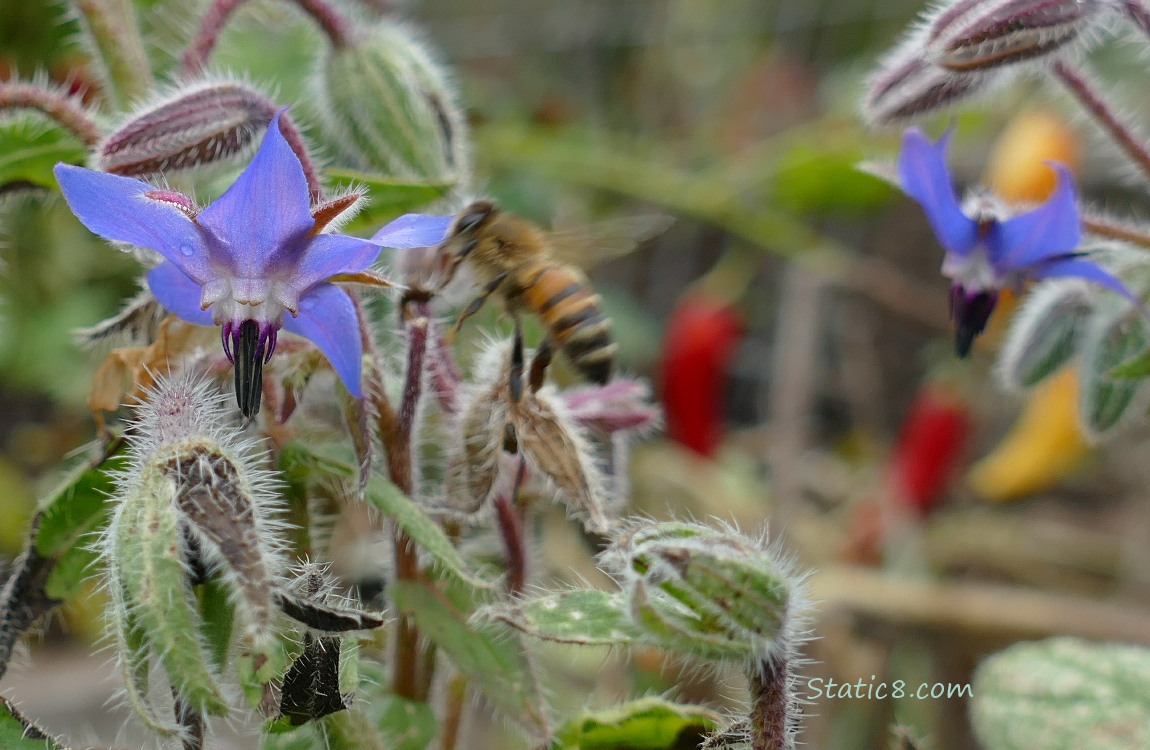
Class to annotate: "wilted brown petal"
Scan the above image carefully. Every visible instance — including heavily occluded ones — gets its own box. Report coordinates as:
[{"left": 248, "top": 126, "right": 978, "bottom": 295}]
[{"left": 512, "top": 393, "right": 610, "bottom": 534}]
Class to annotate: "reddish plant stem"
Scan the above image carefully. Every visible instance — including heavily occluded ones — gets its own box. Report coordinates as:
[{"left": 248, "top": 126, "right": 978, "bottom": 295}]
[
  {"left": 749, "top": 658, "right": 793, "bottom": 750},
  {"left": 439, "top": 673, "right": 469, "bottom": 750},
  {"left": 183, "top": 0, "right": 351, "bottom": 75},
  {"left": 1053, "top": 60, "right": 1150, "bottom": 183},
  {"left": 1081, "top": 212, "right": 1150, "bottom": 249},
  {"left": 0, "top": 83, "right": 101, "bottom": 146},
  {"left": 181, "top": 0, "right": 245, "bottom": 74},
  {"left": 389, "top": 315, "right": 429, "bottom": 701},
  {"left": 294, "top": 0, "right": 354, "bottom": 46},
  {"left": 493, "top": 483, "right": 527, "bottom": 596}
]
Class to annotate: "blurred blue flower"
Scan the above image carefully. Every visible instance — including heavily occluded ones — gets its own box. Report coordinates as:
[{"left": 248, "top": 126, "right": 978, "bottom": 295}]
[
  {"left": 55, "top": 110, "right": 452, "bottom": 416},
  {"left": 898, "top": 126, "right": 1136, "bottom": 356}
]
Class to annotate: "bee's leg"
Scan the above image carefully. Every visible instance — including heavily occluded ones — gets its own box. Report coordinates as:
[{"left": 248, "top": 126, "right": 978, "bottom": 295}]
[
  {"left": 438, "top": 239, "right": 478, "bottom": 290},
  {"left": 509, "top": 318, "right": 525, "bottom": 403},
  {"left": 454, "top": 270, "right": 509, "bottom": 335},
  {"left": 528, "top": 338, "right": 554, "bottom": 394}
]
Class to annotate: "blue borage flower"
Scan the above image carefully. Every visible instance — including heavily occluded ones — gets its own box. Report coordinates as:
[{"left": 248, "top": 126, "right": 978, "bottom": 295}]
[
  {"left": 55, "top": 109, "right": 452, "bottom": 417},
  {"left": 898, "top": 126, "right": 1140, "bottom": 356}
]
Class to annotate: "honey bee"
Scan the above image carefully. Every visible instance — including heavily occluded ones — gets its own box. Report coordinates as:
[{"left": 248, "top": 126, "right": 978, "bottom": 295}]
[{"left": 424, "top": 200, "right": 669, "bottom": 397}]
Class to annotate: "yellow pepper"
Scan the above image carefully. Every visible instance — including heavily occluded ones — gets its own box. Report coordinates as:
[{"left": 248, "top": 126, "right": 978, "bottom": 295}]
[{"left": 968, "top": 367, "right": 1092, "bottom": 501}]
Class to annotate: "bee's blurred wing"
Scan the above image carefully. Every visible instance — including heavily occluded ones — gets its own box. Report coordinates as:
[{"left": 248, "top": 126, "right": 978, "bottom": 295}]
[{"left": 548, "top": 213, "right": 674, "bottom": 268}]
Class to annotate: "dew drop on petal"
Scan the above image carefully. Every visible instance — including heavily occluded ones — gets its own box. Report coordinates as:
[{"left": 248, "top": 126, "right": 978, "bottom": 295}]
[{"left": 179, "top": 242, "right": 196, "bottom": 257}]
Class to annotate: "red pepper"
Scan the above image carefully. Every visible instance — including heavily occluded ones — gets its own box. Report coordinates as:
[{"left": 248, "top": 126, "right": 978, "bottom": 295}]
[
  {"left": 658, "top": 294, "right": 743, "bottom": 457},
  {"left": 887, "top": 384, "right": 971, "bottom": 514}
]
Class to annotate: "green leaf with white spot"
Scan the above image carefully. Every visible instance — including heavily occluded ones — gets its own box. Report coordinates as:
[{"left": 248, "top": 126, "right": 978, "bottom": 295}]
[
  {"left": 972, "top": 637, "right": 1150, "bottom": 750},
  {"left": 551, "top": 697, "right": 721, "bottom": 750},
  {"left": 479, "top": 588, "right": 640, "bottom": 646}
]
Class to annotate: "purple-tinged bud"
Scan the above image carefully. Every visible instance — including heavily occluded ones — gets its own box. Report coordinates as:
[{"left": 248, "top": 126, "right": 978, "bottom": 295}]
[
  {"left": 951, "top": 285, "right": 999, "bottom": 356},
  {"left": 863, "top": 40, "right": 989, "bottom": 125},
  {"left": 97, "top": 80, "right": 276, "bottom": 177},
  {"left": 927, "top": 0, "right": 1104, "bottom": 72}
]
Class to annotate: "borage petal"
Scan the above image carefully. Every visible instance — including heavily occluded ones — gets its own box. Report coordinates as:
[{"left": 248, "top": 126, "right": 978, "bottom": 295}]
[
  {"left": 196, "top": 109, "right": 314, "bottom": 274},
  {"left": 1029, "top": 256, "right": 1143, "bottom": 307},
  {"left": 992, "top": 164, "right": 1082, "bottom": 270},
  {"left": 898, "top": 128, "right": 979, "bottom": 256},
  {"left": 371, "top": 213, "right": 453, "bottom": 248},
  {"left": 290, "top": 234, "right": 383, "bottom": 293},
  {"left": 54, "top": 164, "right": 212, "bottom": 282},
  {"left": 283, "top": 283, "right": 363, "bottom": 396},
  {"left": 146, "top": 262, "right": 215, "bottom": 326}
]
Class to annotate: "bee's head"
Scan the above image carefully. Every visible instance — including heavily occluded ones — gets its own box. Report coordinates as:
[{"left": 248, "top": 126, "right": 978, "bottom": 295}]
[{"left": 451, "top": 200, "right": 497, "bottom": 236}]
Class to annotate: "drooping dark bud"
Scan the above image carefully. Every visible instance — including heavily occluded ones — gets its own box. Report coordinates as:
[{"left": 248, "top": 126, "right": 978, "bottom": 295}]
[
  {"left": 863, "top": 45, "right": 988, "bottom": 125},
  {"left": 927, "top": 0, "right": 1103, "bottom": 72},
  {"left": 97, "top": 80, "right": 276, "bottom": 177},
  {"left": 951, "top": 285, "right": 999, "bottom": 356},
  {"left": 230, "top": 319, "right": 276, "bottom": 418}
]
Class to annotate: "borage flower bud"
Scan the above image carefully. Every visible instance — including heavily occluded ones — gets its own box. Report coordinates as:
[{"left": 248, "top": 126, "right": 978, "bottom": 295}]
[
  {"left": 312, "top": 21, "right": 469, "bottom": 183},
  {"left": 55, "top": 109, "right": 449, "bottom": 417},
  {"left": 926, "top": 0, "right": 1105, "bottom": 72},
  {"left": 97, "top": 80, "right": 276, "bottom": 177},
  {"left": 106, "top": 374, "right": 284, "bottom": 730},
  {"left": 602, "top": 521, "right": 797, "bottom": 662},
  {"left": 863, "top": 36, "right": 989, "bottom": 125}
]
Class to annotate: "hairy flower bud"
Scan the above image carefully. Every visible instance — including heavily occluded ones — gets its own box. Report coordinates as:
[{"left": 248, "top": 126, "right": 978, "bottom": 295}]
[
  {"left": 104, "top": 374, "right": 286, "bottom": 730},
  {"left": 97, "top": 80, "right": 276, "bottom": 176},
  {"left": 602, "top": 522, "right": 802, "bottom": 663},
  {"left": 311, "top": 21, "right": 469, "bottom": 183},
  {"left": 863, "top": 38, "right": 990, "bottom": 125},
  {"left": 927, "top": 0, "right": 1104, "bottom": 72}
]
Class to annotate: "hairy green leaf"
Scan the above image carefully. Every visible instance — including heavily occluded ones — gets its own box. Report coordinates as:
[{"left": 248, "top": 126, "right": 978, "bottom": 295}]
[
  {"left": 390, "top": 580, "right": 550, "bottom": 737},
  {"left": 479, "top": 588, "right": 640, "bottom": 646},
  {"left": 552, "top": 697, "right": 721, "bottom": 750},
  {"left": 972, "top": 638, "right": 1150, "bottom": 750}
]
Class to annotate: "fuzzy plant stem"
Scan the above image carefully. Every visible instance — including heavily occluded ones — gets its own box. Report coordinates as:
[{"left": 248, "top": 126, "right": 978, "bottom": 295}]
[
  {"left": 0, "top": 83, "right": 101, "bottom": 146},
  {"left": 389, "top": 315, "right": 429, "bottom": 701},
  {"left": 439, "top": 672, "right": 468, "bottom": 750},
  {"left": 70, "top": 0, "right": 153, "bottom": 109},
  {"left": 493, "top": 458, "right": 530, "bottom": 596},
  {"left": 749, "top": 658, "right": 794, "bottom": 750},
  {"left": 183, "top": 0, "right": 352, "bottom": 75},
  {"left": 1081, "top": 211, "right": 1150, "bottom": 250},
  {"left": 181, "top": 0, "right": 244, "bottom": 74},
  {"left": 1052, "top": 60, "right": 1150, "bottom": 183}
]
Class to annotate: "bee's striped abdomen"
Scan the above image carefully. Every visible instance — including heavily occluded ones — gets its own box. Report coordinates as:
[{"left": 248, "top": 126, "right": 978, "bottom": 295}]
[{"left": 523, "top": 265, "right": 616, "bottom": 384}]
